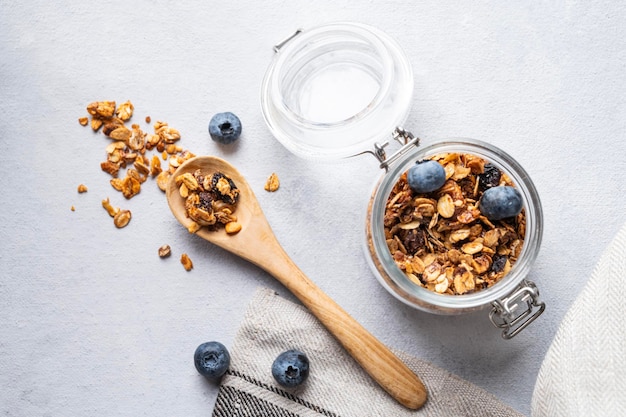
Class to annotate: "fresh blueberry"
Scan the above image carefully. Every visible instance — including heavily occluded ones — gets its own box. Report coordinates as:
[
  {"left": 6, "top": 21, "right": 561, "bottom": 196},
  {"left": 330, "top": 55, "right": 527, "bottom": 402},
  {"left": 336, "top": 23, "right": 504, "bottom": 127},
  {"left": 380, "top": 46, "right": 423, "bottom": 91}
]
[
  {"left": 479, "top": 186, "right": 523, "bottom": 221},
  {"left": 407, "top": 160, "right": 446, "bottom": 193},
  {"left": 271, "top": 349, "right": 310, "bottom": 388},
  {"left": 208, "top": 112, "right": 242, "bottom": 144},
  {"left": 194, "top": 341, "right": 230, "bottom": 381}
]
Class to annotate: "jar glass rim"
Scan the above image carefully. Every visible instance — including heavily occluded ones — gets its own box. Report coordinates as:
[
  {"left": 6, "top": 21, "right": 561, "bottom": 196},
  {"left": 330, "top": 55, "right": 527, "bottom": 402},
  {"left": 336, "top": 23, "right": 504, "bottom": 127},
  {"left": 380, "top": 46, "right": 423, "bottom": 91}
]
[
  {"left": 269, "top": 23, "right": 394, "bottom": 128},
  {"left": 260, "top": 22, "right": 414, "bottom": 160}
]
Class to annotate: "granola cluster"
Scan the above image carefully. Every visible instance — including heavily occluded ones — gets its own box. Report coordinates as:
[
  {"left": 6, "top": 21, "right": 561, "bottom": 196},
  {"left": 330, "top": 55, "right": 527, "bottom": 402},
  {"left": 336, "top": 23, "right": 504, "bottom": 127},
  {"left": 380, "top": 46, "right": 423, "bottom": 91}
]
[
  {"left": 264, "top": 172, "right": 280, "bottom": 192},
  {"left": 80, "top": 100, "right": 199, "bottom": 268},
  {"left": 80, "top": 100, "right": 196, "bottom": 200},
  {"left": 384, "top": 153, "right": 526, "bottom": 295},
  {"left": 175, "top": 170, "right": 242, "bottom": 235}
]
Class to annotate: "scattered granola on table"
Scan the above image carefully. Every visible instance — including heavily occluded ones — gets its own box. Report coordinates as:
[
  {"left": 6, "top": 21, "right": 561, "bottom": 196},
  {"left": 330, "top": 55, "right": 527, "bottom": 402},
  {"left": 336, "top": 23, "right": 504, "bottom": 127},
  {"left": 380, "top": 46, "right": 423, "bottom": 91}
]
[
  {"left": 384, "top": 153, "right": 526, "bottom": 295},
  {"left": 264, "top": 172, "right": 280, "bottom": 192},
  {"left": 113, "top": 209, "right": 132, "bottom": 228},
  {"left": 158, "top": 244, "right": 172, "bottom": 258},
  {"left": 180, "top": 253, "right": 193, "bottom": 271},
  {"left": 79, "top": 100, "right": 195, "bottom": 202},
  {"left": 176, "top": 170, "right": 241, "bottom": 234},
  {"left": 100, "top": 197, "right": 132, "bottom": 228}
]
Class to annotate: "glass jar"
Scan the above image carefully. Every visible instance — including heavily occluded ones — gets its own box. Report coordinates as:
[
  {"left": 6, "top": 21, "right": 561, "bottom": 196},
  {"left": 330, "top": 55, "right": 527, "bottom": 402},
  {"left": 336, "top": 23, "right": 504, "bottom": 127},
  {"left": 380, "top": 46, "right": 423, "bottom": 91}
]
[
  {"left": 365, "top": 138, "right": 544, "bottom": 338},
  {"left": 261, "top": 22, "right": 413, "bottom": 160},
  {"left": 261, "top": 22, "right": 545, "bottom": 338}
]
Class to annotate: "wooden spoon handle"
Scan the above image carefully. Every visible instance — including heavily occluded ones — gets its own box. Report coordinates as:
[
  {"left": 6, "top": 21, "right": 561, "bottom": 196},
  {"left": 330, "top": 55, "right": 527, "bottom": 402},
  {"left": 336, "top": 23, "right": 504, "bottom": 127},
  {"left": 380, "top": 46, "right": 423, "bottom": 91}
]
[{"left": 259, "top": 245, "right": 428, "bottom": 409}]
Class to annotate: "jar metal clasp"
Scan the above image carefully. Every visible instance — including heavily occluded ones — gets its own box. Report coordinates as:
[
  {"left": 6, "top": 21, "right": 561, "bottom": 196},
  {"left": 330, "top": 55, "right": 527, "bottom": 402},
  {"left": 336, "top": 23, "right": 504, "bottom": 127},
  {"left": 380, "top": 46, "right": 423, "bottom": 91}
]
[
  {"left": 359, "top": 127, "right": 421, "bottom": 171},
  {"left": 489, "top": 280, "right": 545, "bottom": 339},
  {"left": 273, "top": 29, "right": 303, "bottom": 52}
]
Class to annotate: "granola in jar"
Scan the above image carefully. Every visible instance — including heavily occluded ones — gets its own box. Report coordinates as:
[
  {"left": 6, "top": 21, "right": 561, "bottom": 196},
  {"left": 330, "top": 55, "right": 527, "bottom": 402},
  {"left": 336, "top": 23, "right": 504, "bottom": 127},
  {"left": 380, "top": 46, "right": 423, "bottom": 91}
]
[{"left": 384, "top": 153, "right": 526, "bottom": 295}]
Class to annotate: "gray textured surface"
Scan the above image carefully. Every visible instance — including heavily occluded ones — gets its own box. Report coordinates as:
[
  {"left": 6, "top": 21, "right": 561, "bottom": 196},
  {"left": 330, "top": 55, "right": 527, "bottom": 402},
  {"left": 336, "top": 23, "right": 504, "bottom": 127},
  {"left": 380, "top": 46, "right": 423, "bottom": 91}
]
[{"left": 2, "top": 1, "right": 626, "bottom": 415}]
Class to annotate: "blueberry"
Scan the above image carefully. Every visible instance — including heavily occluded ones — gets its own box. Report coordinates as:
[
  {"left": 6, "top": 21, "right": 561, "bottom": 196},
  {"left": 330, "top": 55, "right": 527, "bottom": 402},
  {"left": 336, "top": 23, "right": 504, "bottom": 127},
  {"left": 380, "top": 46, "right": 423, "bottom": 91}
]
[
  {"left": 194, "top": 341, "right": 230, "bottom": 381},
  {"left": 209, "top": 112, "right": 242, "bottom": 144},
  {"left": 479, "top": 186, "right": 523, "bottom": 221},
  {"left": 407, "top": 160, "right": 446, "bottom": 193},
  {"left": 271, "top": 349, "right": 310, "bottom": 388}
]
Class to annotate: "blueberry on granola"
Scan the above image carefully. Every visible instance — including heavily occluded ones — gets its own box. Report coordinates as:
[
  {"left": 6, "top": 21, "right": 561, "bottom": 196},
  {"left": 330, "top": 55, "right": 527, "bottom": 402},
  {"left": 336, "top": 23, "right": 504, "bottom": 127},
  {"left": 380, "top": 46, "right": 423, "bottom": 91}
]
[
  {"left": 407, "top": 160, "right": 446, "bottom": 193},
  {"left": 272, "top": 349, "right": 310, "bottom": 388},
  {"left": 194, "top": 341, "right": 230, "bottom": 381},
  {"left": 209, "top": 112, "right": 242, "bottom": 144},
  {"left": 479, "top": 186, "right": 523, "bottom": 221}
]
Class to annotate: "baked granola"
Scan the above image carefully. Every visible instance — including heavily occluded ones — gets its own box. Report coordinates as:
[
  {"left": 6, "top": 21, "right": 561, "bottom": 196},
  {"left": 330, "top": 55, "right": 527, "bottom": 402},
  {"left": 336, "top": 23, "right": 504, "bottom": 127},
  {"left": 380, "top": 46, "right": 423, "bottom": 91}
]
[
  {"left": 176, "top": 170, "right": 241, "bottom": 234},
  {"left": 384, "top": 153, "right": 525, "bottom": 295}
]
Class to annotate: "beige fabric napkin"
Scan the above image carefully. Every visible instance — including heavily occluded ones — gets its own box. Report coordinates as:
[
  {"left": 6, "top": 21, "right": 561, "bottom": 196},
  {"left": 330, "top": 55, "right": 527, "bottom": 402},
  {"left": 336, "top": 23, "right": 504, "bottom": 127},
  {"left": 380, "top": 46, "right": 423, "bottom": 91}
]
[
  {"left": 531, "top": 222, "right": 626, "bottom": 416},
  {"left": 211, "top": 288, "right": 524, "bottom": 417}
]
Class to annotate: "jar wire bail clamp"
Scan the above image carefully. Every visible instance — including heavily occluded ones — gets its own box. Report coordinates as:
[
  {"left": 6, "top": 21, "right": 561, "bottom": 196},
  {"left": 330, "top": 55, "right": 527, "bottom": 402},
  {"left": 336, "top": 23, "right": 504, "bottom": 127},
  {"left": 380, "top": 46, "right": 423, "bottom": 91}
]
[
  {"left": 490, "top": 280, "right": 546, "bottom": 339},
  {"left": 355, "top": 127, "right": 421, "bottom": 172}
]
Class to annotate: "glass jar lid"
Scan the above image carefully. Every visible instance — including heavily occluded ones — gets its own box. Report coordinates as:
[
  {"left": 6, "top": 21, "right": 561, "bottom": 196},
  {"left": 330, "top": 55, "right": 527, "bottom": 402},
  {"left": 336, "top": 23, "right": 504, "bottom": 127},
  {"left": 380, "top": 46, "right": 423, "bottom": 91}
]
[{"left": 261, "top": 22, "right": 414, "bottom": 160}]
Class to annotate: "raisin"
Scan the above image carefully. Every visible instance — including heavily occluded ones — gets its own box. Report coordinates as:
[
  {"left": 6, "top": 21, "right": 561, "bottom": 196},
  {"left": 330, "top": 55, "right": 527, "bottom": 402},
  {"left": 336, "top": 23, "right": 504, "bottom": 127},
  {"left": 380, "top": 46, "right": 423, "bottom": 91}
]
[
  {"left": 491, "top": 254, "right": 508, "bottom": 273},
  {"left": 478, "top": 163, "right": 501, "bottom": 191},
  {"left": 400, "top": 228, "right": 424, "bottom": 254},
  {"left": 198, "top": 191, "right": 214, "bottom": 212}
]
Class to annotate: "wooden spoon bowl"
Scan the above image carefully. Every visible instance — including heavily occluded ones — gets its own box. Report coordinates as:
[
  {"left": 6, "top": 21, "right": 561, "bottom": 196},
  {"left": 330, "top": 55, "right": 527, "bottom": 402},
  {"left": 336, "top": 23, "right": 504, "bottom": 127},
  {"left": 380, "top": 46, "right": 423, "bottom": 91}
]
[{"left": 166, "top": 155, "right": 427, "bottom": 409}]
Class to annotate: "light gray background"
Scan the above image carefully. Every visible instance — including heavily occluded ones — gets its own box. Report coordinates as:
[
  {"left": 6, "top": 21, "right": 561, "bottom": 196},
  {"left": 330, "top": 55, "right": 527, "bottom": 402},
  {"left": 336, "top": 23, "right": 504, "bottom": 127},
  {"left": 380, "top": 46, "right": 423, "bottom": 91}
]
[{"left": 2, "top": 1, "right": 625, "bottom": 416}]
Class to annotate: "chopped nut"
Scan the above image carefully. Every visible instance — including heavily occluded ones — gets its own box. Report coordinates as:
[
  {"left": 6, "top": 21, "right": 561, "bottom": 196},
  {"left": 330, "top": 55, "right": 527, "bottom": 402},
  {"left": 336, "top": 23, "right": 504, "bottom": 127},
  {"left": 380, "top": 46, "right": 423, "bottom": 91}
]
[
  {"left": 113, "top": 209, "right": 132, "bottom": 228},
  {"left": 106, "top": 140, "right": 126, "bottom": 154},
  {"left": 225, "top": 221, "right": 242, "bottom": 234},
  {"left": 110, "top": 178, "right": 124, "bottom": 191},
  {"left": 180, "top": 253, "right": 193, "bottom": 271},
  {"left": 155, "top": 122, "right": 181, "bottom": 143},
  {"left": 264, "top": 173, "right": 280, "bottom": 192},
  {"left": 176, "top": 172, "right": 199, "bottom": 191},
  {"left": 134, "top": 157, "right": 150, "bottom": 176},
  {"left": 77, "top": 184, "right": 88, "bottom": 193},
  {"left": 87, "top": 101, "right": 116, "bottom": 118},
  {"left": 115, "top": 100, "right": 134, "bottom": 121},
  {"left": 102, "top": 118, "right": 125, "bottom": 136},
  {"left": 101, "top": 197, "right": 119, "bottom": 217},
  {"left": 109, "top": 126, "right": 131, "bottom": 142},
  {"left": 145, "top": 116, "right": 151, "bottom": 123},
  {"left": 158, "top": 244, "right": 171, "bottom": 258},
  {"left": 78, "top": 117, "right": 88, "bottom": 126},
  {"left": 128, "top": 126, "right": 146, "bottom": 151},
  {"left": 121, "top": 175, "right": 141, "bottom": 199},
  {"left": 71, "top": 205, "right": 76, "bottom": 211},
  {"left": 187, "top": 221, "right": 201, "bottom": 234},
  {"left": 150, "top": 155, "right": 162, "bottom": 177},
  {"left": 91, "top": 118, "right": 103, "bottom": 131}
]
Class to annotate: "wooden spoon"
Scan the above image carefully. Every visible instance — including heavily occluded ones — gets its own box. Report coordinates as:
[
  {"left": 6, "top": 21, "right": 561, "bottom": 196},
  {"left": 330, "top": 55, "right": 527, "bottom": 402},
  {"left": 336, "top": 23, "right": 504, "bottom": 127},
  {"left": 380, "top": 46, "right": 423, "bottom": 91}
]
[{"left": 166, "top": 155, "right": 427, "bottom": 409}]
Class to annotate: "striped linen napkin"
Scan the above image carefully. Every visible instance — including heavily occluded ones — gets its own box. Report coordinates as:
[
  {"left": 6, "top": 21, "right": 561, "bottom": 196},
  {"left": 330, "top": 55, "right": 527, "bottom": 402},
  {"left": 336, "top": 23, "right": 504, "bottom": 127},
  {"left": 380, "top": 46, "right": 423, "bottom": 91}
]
[
  {"left": 211, "top": 288, "right": 523, "bottom": 417},
  {"left": 212, "top": 222, "right": 626, "bottom": 416}
]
